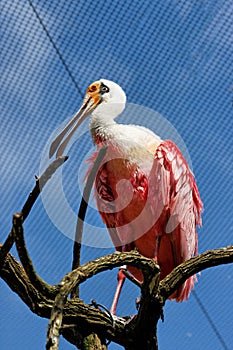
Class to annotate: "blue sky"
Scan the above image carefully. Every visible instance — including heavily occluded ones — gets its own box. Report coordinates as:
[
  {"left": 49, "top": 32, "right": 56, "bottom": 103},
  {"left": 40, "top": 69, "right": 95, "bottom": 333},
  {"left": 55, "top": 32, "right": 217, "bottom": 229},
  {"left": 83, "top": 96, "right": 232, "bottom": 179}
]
[{"left": 1, "top": 1, "right": 232, "bottom": 349}]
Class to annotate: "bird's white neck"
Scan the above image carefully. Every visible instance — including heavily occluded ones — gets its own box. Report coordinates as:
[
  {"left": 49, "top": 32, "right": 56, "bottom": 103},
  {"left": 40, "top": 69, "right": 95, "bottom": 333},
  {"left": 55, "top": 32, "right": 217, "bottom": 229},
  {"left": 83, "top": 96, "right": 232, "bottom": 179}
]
[
  {"left": 89, "top": 110, "right": 116, "bottom": 144},
  {"left": 89, "top": 88, "right": 126, "bottom": 144}
]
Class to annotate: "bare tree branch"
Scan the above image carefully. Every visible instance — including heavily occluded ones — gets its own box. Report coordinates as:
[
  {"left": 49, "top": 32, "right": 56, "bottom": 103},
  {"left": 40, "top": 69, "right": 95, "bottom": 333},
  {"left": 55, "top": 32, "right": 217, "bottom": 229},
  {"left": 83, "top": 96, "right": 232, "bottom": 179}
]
[
  {"left": 122, "top": 245, "right": 233, "bottom": 350},
  {"left": 70, "top": 147, "right": 108, "bottom": 348},
  {"left": 71, "top": 146, "right": 107, "bottom": 297},
  {"left": 0, "top": 247, "right": 127, "bottom": 347},
  {"left": 21, "top": 156, "right": 68, "bottom": 220},
  {"left": 1, "top": 244, "right": 233, "bottom": 349},
  {"left": 13, "top": 212, "right": 57, "bottom": 297},
  {"left": 159, "top": 246, "right": 233, "bottom": 301},
  {"left": 46, "top": 250, "right": 159, "bottom": 349},
  {"left": 0, "top": 156, "right": 68, "bottom": 267}
]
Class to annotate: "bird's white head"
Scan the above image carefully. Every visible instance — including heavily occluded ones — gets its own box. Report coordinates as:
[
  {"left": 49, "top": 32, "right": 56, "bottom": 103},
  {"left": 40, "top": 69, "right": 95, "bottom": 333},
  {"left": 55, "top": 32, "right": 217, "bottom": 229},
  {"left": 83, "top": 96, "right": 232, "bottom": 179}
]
[
  {"left": 49, "top": 79, "right": 126, "bottom": 158},
  {"left": 96, "top": 79, "right": 126, "bottom": 118}
]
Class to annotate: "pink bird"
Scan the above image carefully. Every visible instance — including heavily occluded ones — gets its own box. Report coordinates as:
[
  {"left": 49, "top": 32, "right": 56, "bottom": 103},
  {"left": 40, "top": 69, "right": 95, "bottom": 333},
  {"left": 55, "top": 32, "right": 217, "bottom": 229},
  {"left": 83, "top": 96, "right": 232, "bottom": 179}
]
[{"left": 49, "top": 79, "right": 203, "bottom": 314}]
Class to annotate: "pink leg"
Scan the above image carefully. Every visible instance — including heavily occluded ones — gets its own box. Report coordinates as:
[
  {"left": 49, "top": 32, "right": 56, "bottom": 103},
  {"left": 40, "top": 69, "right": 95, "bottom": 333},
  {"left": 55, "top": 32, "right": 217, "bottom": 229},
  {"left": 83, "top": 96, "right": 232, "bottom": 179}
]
[{"left": 110, "top": 268, "right": 126, "bottom": 315}]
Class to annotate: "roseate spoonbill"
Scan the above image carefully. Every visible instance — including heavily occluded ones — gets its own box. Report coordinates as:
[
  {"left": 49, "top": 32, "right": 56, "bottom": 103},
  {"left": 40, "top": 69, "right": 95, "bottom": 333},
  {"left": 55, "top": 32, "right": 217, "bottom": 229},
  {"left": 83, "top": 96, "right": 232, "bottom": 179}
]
[{"left": 49, "top": 79, "right": 203, "bottom": 314}]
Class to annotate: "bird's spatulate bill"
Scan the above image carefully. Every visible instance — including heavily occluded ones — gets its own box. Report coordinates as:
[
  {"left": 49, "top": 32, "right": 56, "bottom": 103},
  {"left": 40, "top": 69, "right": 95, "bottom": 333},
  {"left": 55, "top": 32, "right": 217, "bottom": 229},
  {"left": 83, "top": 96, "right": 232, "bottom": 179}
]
[{"left": 49, "top": 95, "right": 94, "bottom": 159}]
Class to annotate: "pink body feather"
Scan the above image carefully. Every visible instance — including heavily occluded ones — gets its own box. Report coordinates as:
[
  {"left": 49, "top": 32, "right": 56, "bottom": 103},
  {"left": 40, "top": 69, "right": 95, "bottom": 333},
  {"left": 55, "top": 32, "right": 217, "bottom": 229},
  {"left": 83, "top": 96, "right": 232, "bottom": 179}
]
[{"left": 88, "top": 139, "right": 203, "bottom": 301}]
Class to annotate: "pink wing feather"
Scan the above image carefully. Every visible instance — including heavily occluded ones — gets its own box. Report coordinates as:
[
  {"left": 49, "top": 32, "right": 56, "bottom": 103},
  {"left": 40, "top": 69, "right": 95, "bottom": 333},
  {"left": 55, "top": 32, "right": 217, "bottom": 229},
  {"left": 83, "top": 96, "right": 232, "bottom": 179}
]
[{"left": 148, "top": 140, "right": 203, "bottom": 300}]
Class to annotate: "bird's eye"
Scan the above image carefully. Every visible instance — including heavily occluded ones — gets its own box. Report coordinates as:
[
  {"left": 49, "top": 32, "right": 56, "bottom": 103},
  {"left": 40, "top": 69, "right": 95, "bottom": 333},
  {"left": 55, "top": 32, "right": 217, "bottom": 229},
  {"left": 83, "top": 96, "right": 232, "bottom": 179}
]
[{"left": 100, "top": 84, "right": 109, "bottom": 94}]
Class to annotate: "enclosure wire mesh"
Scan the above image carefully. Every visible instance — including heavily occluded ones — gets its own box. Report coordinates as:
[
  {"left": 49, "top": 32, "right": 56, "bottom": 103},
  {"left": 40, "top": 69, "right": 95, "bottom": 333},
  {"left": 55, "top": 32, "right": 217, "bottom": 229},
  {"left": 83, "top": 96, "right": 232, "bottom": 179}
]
[{"left": 1, "top": 1, "right": 232, "bottom": 349}]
